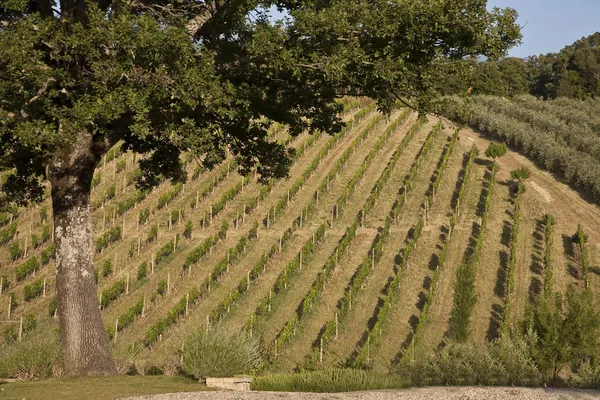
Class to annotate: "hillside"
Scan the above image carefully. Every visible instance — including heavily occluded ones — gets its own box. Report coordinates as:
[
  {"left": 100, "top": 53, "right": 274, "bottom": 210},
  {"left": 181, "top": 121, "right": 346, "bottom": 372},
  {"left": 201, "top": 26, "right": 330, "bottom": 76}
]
[{"left": 1, "top": 98, "right": 599, "bottom": 376}]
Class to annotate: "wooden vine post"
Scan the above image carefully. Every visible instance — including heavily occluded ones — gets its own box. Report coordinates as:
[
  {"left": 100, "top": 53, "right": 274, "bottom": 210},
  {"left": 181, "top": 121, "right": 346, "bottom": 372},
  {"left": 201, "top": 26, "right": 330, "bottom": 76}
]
[{"left": 114, "top": 318, "right": 119, "bottom": 343}]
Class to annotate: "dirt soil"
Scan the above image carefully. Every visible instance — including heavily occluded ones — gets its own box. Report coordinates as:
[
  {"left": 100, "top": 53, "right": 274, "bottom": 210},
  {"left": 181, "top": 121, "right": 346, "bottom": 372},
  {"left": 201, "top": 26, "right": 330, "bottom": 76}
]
[{"left": 122, "top": 387, "right": 600, "bottom": 400}]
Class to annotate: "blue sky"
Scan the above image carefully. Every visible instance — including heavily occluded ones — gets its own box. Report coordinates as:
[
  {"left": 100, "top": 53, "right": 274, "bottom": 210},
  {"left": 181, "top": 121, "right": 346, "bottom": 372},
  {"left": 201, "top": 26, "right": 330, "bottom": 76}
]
[
  {"left": 490, "top": 0, "right": 600, "bottom": 57},
  {"left": 270, "top": 2, "right": 600, "bottom": 59}
]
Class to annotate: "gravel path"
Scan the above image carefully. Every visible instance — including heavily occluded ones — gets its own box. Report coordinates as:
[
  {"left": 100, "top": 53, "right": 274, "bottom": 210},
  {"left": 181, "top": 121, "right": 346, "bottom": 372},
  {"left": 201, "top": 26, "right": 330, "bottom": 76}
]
[{"left": 122, "top": 387, "right": 600, "bottom": 400}]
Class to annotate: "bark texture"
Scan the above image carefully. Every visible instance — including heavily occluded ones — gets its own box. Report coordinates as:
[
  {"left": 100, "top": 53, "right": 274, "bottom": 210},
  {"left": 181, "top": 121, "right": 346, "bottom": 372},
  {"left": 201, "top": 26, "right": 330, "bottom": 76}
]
[{"left": 49, "top": 132, "right": 117, "bottom": 377}]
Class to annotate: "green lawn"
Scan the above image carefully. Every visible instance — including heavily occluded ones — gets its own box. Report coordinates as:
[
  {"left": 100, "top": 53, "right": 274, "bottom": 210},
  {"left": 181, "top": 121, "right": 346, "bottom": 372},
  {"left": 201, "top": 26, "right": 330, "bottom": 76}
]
[{"left": 0, "top": 375, "right": 209, "bottom": 400}]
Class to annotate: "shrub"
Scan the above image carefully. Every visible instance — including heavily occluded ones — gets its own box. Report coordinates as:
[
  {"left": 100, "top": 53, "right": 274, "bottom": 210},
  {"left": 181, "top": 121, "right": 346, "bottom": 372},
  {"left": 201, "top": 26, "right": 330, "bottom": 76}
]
[
  {"left": 137, "top": 262, "right": 148, "bottom": 281},
  {"left": 102, "top": 260, "right": 113, "bottom": 278},
  {"left": 147, "top": 224, "right": 158, "bottom": 243},
  {"left": 252, "top": 369, "right": 408, "bottom": 392},
  {"left": 181, "top": 325, "right": 264, "bottom": 379},
  {"left": 24, "top": 279, "right": 44, "bottom": 302},
  {"left": 39, "top": 206, "right": 48, "bottom": 222},
  {"left": 31, "top": 233, "right": 40, "bottom": 249},
  {"left": 41, "top": 243, "right": 55, "bottom": 265},
  {"left": 138, "top": 208, "right": 150, "bottom": 225},
  {"left": 573, "top": 361, "right": 600, "bottom": 389},
  {"left": 157, "top": 280, "right": 167, "bottom": 296},
  {"left": 9, "top": 241, "right": 23, "bottom": 261},
  {"left": 91, "top": 173, "right": 101, "bottom": 189},
  {"left": 116, "top": 159, "right": 127, "bottom": 173},
  {"left": 106, "top": 184, "right": 116, "bottom": 200},
  {"left": 1, "top": 275, "right": 9, "bottom": 291},
  {"left": 0, "top": 326, "right": 61, "bottom": 380},
  {"left": 170, "top": 209, "right": 181, "bottom": 226},
  {"left": 183, "top": 220, "right": 193, "bottom": 239},
  {"left": 95, "top": 226, "right": 121, "bottom": 253},
  {"left": 0, "top": 222, "right": 17, "bottom": 245},
  {"left": 41, "top": 224, "right": 51, "bottom": 243},
  {"left": 155, "top": 240, "right": 174, "bottom": 266},
  {"left": 15, "top": 257, "right": 40, "bottom": 282},
  {"left": 23, "top": 314, "right": 37, "bottom": 333},
  {"left": 485, "top": 142, "right": 507, "bottom": 159},
  {"left": 100, "top": 279, "right": 126, "bottom": 308},
  {"left": 511, "top": 167, "right": 530, "bottom": 180},
  {"left": 3, "top": 325, "right": 18, "bottom": 344},
  {"left": 48, "top": 297, "right": 57, "bottom": 317},
  {"left": 408, "top": 337, "right": 540, "bottom": 387}
]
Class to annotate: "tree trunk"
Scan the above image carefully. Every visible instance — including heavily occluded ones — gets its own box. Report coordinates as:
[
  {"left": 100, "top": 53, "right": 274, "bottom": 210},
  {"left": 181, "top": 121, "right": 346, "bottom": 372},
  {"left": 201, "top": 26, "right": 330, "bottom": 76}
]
[{"left": 49, "top": 132, "right": 116, "bottom": 377}]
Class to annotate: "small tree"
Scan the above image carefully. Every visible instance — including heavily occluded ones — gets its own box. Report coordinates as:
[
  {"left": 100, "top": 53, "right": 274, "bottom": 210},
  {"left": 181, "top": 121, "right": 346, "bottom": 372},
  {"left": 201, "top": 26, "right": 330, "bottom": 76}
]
[
  {"left": 524, "top": 287, "right": 600, "bottom": 385},
  {"left": 485, "top": 142, "right": 508, "bottom": 159}
]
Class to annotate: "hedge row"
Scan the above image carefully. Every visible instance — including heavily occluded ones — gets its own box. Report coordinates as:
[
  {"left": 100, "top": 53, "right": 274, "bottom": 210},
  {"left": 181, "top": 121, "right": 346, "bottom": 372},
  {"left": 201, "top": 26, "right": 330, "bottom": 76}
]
[
  {"left": 500, "top": 179, "right": 525, "bottom": 336},
  {"left": 448, "top": 162, "right": 498, "bottom": 342},
  {"left": 543, "top": 214, "right": 555, "bottom": 297},
  {"left": 575, "top": 224, "right": 590, "bottom": 289}
]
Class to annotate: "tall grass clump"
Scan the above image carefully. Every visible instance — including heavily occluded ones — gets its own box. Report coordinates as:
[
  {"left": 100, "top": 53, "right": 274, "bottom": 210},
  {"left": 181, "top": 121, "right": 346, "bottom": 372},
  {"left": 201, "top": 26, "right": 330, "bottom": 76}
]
[
  {"left": 252, "top": 368, "right": 408, "bottom": 392},
  {"left": 181, "top": 325, "right": 263, "bottom": 379},
  {"left": 0, "top": 327, "right": 61, "bottom": 380}
]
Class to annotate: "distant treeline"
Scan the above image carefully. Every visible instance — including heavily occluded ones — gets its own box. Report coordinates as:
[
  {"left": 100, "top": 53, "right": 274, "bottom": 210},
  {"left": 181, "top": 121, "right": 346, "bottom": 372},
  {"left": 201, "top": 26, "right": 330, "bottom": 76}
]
[{"left": 434, "top": 32, "right": 600, "bottom": 99}]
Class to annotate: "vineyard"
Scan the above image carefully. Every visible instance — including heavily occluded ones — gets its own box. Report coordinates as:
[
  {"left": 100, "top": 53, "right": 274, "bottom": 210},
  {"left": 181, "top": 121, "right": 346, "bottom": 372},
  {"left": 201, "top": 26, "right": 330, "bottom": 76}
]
[{"left": 1, "top": 97, "right": 600, "bottom": 376}]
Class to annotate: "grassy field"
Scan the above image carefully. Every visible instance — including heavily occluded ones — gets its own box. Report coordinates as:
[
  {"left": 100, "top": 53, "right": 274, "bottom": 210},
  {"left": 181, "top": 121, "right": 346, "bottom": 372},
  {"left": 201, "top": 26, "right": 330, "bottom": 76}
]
[
  {"left": 1, "top": 97, "right": 600, "bottom": 380},
  {"left": 0, "top": 376, "right": 206, "bottom": 400}
]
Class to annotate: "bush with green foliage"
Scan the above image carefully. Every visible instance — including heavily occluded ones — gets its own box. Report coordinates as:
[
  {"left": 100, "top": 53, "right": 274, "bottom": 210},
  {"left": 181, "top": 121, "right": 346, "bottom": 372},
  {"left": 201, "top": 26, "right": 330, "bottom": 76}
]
[
  {"left": 116, "top": 159, "right": 127, "bottom": 173},
  {"left": 485, "top": 142, "right": 507, "bottom": 159},
  {"left": 147, "top": 224, "right": 158, "bottom": 243},
  {"left": 524, "top": 288, "right": 600, "bottom": 385},
  {"left": 105, "top": 184, "right": 116, "bottom": 201},
  {"left": 408, "top": 337, "right": 540, "bottom": 386},
  {"left": 181, "top": 325, "right": 263, "bottom": 379},
  {"left": 31, "top": 233, "right": 40, "bottom": 249},
  {"left": 183, "top": 220, "right": 193, "bottom": 239},
  {"left": 91, "top": 173, "right": 102, "bottom": 189},
  {"left": 511, "top": 166, "right": 530, "bottom": 180},
  {"left": 24, "top": 279, "right": 44, "bottom": 302},
  {"left": 0, "top": 325, "right": 60, "bottom": 380},
  {"left": 1, "top": 274, "right": 9, "bottom": 291},
  {"left": 252, "top": 368, "right": 408, "bottom": 392},
  {"left": 41, "top": 224, "right": 51, "bottom": 243},
  {"left": 41, "top": 243, "right": 55, "bottom": 265},
  {"left": 137, "top": 262, "right": 148, "bottom": 281},
  {"left": 0, "top": 222, "right": 17, "bottom": 245},
  {"left": 15, "top": 257, "right": 40, "bottom": 282},
  {"left": 100, "top": 279, "right": 126, "bottom": 308},
  {"left": 95, "top": 226, "right": 122, "bottom": 253},
  {"left": 155, "top": 240, "right": 175, "bottom": 266},
  {"left": 157, "top": 280, "right": 167, "bottom": 296},
  {"left": 9, "top": 240, "right": 23, "bottom": 261},
  {"left": 138, "top": 208, "right": 150, "bottom": 225}
]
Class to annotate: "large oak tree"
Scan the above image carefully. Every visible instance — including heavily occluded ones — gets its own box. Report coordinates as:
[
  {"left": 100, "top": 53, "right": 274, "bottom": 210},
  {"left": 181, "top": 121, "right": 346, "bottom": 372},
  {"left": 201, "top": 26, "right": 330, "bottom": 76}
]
[{"left": 0, "top": 0, "right": 520, "bottom": 376}]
